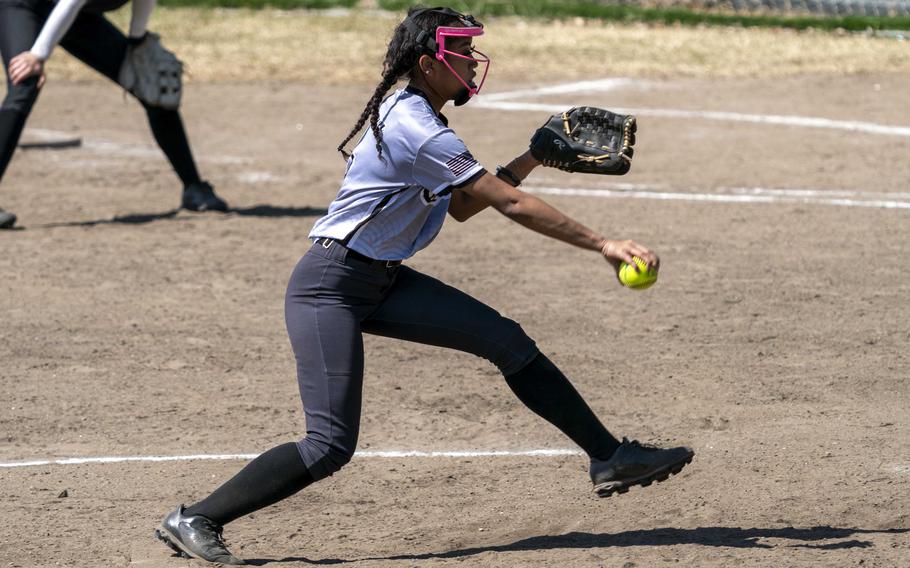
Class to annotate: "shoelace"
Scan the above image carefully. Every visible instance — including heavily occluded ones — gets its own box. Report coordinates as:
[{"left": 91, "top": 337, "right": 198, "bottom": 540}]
[
  {"left": 624, "top": 438, "right": 661, "bottom": 452},
  {"left": 197, "top": 518, "right": 229, "bottom": 548}
]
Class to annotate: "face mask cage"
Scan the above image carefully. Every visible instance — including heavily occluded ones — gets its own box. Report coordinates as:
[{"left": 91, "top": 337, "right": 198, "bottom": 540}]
[
  {"left": 434, "top": 26, "right": 489, "bottom": 97},
  {"left": 405, "top": 8, "right": 491, "bottom": 99}
]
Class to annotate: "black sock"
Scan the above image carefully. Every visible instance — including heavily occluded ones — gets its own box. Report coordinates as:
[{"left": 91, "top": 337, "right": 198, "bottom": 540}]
[
  {"left": 505, "top": 353, "right": 620, "bottom": 461},
  {"left": 143, "top": 105, "right": 201, "bottom": 187},
  {"left": 184, "top": 442, "right": 314, "bottom": 526}
]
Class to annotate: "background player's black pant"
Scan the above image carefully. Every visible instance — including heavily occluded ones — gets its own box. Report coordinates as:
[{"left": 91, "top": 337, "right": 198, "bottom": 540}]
[
  {"left": 0, "top": 0, "right": 201, "bottom": 187},
  {"left": 184, "top": 239, "right": 622, "bottom": 525}
]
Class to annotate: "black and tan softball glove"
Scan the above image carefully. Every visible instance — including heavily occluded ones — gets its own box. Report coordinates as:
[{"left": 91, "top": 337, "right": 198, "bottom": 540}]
[{"left": 529, "top": 106, "right": 636, "bottom": 175}]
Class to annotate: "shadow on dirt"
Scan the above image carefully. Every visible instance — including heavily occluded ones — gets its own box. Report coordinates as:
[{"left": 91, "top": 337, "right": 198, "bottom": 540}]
[
  {"left": 243, "top": 526, "right": 910, "bottom": 565},
  {"left": 39, "top": 209, "right": 182, "bottom": 227},
  {"left": 34, "top": 205, "right": 328, "bottom": 228},
  {"left": 229, "top": 205, "right": 328, "bottom": 218}
]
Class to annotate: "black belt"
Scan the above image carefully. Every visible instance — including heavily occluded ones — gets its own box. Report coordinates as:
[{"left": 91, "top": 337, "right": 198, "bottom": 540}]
[{"left": 315, "top": 238, "right": 402, "bottom": 268}]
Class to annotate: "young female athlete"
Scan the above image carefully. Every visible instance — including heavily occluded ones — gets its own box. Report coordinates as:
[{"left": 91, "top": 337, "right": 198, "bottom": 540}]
[
  {"left": 0, "top": 0, "right": 227, "bottom": 229},
  {"left": 156, "top": 6, "right": 693, "bottom": 564}
]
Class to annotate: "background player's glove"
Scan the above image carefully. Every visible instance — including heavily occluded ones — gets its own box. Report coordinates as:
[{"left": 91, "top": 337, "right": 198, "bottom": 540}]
[
  {"left": 529, "top": 106, "right": 636, "bottom": 175},
  {"left": 118, "top": 32, "right": 182, "bottom": 110}
]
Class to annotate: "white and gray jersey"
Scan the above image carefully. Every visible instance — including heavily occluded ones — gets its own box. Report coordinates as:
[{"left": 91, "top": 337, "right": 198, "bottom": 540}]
[{"left": 309, "top": 87, "right": 485, "bottom": 261}]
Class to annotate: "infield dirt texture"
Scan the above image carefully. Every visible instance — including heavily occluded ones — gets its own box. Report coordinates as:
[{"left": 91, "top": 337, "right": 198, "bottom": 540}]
[{"left": 1, "top": 10, "right": 909, "bottom": 567}]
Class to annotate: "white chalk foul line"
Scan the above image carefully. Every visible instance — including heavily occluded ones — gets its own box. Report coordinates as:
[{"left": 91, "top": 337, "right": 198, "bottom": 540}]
[
  {"left": 474, "top": 100, "right": 910, "bottom": 138},
  {"left": 725, "top": 186, "right": 910, "bottom": 200},
  {"left": 524, "top": 185, "right": 910, "bottom": 210},
  {"left": 0, "top": 449, "right": 583, "bottom": 469},
  {"left": 481, "top": 78, "right": 634, "bottom": 101}
]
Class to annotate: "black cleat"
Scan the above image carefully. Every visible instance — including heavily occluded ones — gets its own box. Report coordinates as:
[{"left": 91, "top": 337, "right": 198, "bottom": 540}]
[
  {"left": 0, "top": 208, "right": 16, "bottom": 229},
  {"left": 155, "top": 505, "right": 245, "bottom": 565},
  {"left": 182, "top": 181, "right": 228, "bottom": 212},
  {"left": 590, "top": 437, "right": 694, "bottom": 497}
]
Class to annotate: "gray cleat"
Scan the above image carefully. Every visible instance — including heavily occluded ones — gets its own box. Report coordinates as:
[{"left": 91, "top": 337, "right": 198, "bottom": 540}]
[
  {"left": 0, "top": 208, "right": 16, "bottom": 229},
  {"left": 591, "top": 437, "right": 694, "bottom": 497},
  {"left": 155, "top": 505, "right": 245, "bottom": 565}
]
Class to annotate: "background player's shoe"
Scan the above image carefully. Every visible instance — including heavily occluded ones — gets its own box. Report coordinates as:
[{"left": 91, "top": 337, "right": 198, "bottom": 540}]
[
  {"left": 0, "top": 208, "right": 16, "bottom": 229},
  {"left": 590, "top": 438, "right": 694, "bottom": 497},
  {"left": 155, "top": 505, "right": 245, "bottom": 565},
  {"left": 182, "top": 181, "right": 228, "bottom": 212}
]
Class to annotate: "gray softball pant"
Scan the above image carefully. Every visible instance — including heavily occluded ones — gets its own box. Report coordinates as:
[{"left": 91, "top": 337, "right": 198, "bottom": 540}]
[{"left": 285, "top": 238, "right": 539, "bottom": 481}]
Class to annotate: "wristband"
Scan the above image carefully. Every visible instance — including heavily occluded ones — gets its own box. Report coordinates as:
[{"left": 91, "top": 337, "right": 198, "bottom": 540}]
[
  {"left": 128, "top": 32, "right": 149, "bottom": 46},
  {"left": 495, "top": 165, "right": 522, "bottom": 187}
]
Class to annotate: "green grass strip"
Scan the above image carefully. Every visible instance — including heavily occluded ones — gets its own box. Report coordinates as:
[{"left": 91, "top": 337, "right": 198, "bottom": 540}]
[
  {"left": 158, "top": 0, "right": 357, "bottom": 8},
  {"left": 378, "top": 0, "right": 910, "bottom": 32}
]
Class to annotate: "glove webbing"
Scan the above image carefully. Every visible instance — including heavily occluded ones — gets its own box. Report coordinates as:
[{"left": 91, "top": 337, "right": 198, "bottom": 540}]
[{"left": 562, "top": 111, "right": 635, "bottom": 166}]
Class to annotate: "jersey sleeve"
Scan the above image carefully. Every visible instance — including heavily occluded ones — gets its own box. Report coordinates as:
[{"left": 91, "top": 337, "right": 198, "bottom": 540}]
[
  {"left": 129, "top": 0, "right": 157, "bottom": 38},
  {"left": 30, "top": 0, "right": 88, "bottom": 60},
  {"left": 412, "top": 130, "right": 484, "bottom": 196}
]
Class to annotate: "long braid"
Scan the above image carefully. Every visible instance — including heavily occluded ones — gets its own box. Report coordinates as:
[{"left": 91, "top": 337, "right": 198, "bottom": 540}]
[
  {"left": 367, "top": 60, "right": 414, "bottom": 158},
  {"left": 336, "top": 79, "right": 388, "bottom": 160},
  {"left": 336, "top": 59, "right": 410, "bottom": 160},
  {"left": 337, "top": 6, "right": 458, "bottom": 160}
]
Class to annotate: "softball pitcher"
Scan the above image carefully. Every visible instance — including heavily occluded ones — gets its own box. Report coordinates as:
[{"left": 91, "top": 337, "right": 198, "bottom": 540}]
[
  {"left": 0, "top": 0, "right": 227, "bottom": 229},
  {"left": 156, "top": 6, "right": 694, "bottom": 564}
]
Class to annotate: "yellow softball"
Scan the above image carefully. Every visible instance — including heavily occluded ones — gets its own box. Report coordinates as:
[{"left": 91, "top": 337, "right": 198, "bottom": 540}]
[{"left": 618, "top": 257, "right": 658, "bottom": 290}]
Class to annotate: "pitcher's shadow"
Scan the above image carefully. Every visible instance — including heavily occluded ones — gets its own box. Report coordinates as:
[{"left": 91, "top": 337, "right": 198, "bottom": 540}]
[
  {"left": 37, "top": 204, "right": 328, "bottom": 228},
  {"left": 242, "top": 525, "right": 909, "bottom": 565}
]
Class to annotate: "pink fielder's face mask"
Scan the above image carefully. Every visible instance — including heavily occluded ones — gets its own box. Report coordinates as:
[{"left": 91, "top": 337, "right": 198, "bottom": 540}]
[{"left": 434, "top": 25, "right": 490, "bottom": 101}]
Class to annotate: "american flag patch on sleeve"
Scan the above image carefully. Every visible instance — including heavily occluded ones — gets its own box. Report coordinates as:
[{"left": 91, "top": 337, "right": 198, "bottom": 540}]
[{"left": 445, "top": 151, "right": 477, "bottom": 177}]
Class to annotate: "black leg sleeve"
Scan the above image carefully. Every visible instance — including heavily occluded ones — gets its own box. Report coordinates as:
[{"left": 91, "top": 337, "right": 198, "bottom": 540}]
[
  {"left": 0, "top": 107, "right": 30, "bottom": 184},
  {"left": 0, "top": 2, "right": 46, "bottom": 185},
  {"left": 184, "top": 442, "right": 314, "bottom": 526},
  {"left": 142, "top": 104, "right": 201, "bottom": 187},
  {"left": 58, "top": 10, "right": 202, "bottom": 188},
  {"left": 505, "top": 353, "right": 620, "bottom": 461}
]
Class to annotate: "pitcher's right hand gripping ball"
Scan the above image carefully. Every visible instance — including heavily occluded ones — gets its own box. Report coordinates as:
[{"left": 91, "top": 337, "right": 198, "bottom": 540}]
[
  {"left": 529, "top": 107, "right": 636, "bottom": 175},
  {"left": 118, "top": 32, "right": 183, "bottom": 110}
]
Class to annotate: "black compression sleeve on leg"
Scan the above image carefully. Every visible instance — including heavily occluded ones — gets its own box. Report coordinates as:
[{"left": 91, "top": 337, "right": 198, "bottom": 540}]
[
  {"left": 0, "top": 108, "right": 28, "bottom": 184},
  {"left": 184, "top": 442, "right": 314, "bottom": 526},
  {"left": 505, "top": 353, "right": 620, "bottom": 461},
  {"left": 143, "top": 105, "right": 201, "bottom": 187}
]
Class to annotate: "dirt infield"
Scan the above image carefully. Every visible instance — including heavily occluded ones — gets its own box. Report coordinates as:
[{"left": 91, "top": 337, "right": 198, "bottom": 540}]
[{"left": 2, "top": 42, "right": 910, "bottom": 568}]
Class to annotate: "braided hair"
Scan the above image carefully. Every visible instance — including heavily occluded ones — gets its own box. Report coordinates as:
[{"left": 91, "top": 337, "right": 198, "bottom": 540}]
[{"left": 337, "top": 6, "right": 461, "bottom": 160}]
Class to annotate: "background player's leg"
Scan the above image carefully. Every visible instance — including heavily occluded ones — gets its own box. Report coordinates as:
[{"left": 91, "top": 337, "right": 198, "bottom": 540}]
[
  {"left": 362, "top": 266, "right": 620, "bottom": 460},
  {"left": 140, "top": 105, "right": 201, "bottom": 187},
  {"left": 58, "top": 13, "right": 225, "bottom": 210},
  {"left": 0, "top": 2, "right": 48, "bottom": 187},
  {"left": 58, "top": 15, "right": 200, "bottom": 185}
]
